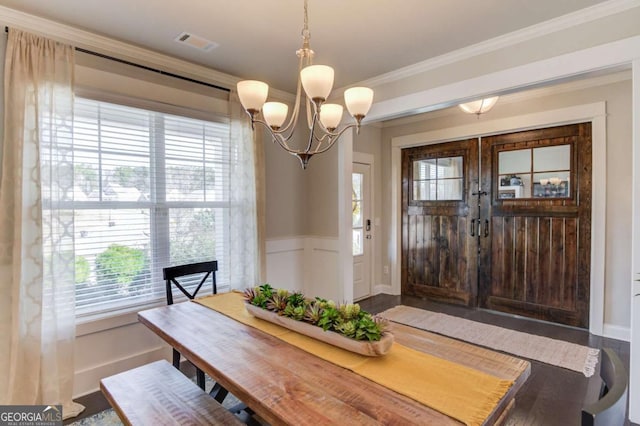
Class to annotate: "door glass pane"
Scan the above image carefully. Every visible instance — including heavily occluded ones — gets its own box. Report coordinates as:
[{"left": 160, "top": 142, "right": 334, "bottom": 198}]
[
  {"left": 438, "top": 157, "right": 463, "bottom": 178},
  {"left": 352, "top": 172, "right": 364, "bottom": 256},
  {"left": 352, "top": 173, "right": 363, "bottom": 199},
  {"left": 413, "top": 181, "right": 436, "bottom": 201},
  {"left": 413, "top": 156, "right": 463, "bottom": 201},
  {"left": 352, "top": 201, "right": 362, "bottom": 227},
  {"left": 352, "top": 229, "right": 363, "bottom": 256},
  {"left": 413, "top": 159, "right": 437, "bottom": 180},
  {"left": 533, "top": 171, "right": 571, "bottom": 198},
  {"left": 534, "top": 145, "right": 570, "bottom": 172},
  {"left": 499, "top": 149, "right": 530, "bottom": 174},
  {"left": 438, "top": 178, "right": 463, "bottom": 200}
]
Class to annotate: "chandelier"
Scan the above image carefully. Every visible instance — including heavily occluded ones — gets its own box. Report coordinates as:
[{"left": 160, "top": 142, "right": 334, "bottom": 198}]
[{"left": 236, "top": 0, "right": 374, "bottom": 169}]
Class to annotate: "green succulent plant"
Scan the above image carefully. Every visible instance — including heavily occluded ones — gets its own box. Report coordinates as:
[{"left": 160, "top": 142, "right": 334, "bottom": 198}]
[
  {"left": 267, "top": 293, "right": 288, "bottom": 313},
  {"left": 244, "top": 285, "right": 386, "bottom": 341},
  {"left": 287, "top": 292, "right": 306, "bottom": 308},
  {"left": 335, "top": 320, "right": 357, "bottom": 338},
  {"left": 304, "top": 302, "right": 323, "bottom": 325}
]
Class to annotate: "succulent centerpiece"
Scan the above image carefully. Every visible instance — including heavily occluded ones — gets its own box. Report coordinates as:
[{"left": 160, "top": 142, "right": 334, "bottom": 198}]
[{"left": 243, "top": 284, "right": 394, "bottom": 355}]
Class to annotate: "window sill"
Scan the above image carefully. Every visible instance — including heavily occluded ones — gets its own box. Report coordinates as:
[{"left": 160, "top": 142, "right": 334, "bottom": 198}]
[
  {"left": 74, "top": 287, "right": 230, "bottom": 337},
  {"left": 75, "top": 298, "right": 167, "bottom": 337}
]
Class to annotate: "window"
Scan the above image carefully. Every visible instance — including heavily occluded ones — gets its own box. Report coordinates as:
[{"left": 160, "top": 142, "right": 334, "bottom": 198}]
[
  {"left": 71, "top": 98, "right": 230, "bottom": 316},
  {"left": 412, "top": 156, "right": 464, "bottom": 201},
  {"left": 498, "top": 144, "right": 571, "bottom": 199}
]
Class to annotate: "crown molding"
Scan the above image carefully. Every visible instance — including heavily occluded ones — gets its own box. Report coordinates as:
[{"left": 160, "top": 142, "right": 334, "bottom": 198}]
[
  {"left": 337, "top": 0, "right": 640, "bottom": 93},
  {"left": 0, "top": 5, "right": 296, "bottom": 102}
]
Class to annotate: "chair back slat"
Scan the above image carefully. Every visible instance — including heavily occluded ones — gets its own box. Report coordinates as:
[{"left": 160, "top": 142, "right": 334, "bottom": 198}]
[{"left": 163, "top": 261, "right": 218, "bottom": 305}]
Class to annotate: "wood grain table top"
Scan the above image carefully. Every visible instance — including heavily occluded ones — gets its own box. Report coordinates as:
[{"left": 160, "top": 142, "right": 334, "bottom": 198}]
[{"left": 138, "top": 301, "right": 530, "bottom": 426}]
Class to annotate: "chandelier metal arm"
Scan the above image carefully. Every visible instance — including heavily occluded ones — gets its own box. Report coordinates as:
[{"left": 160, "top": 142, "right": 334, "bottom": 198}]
[
  {"left": 311, "top": 123, "right": 360, "bottom": 155},
  {"left": 249, "top": 117, "right": 298, "bottom": 152}
]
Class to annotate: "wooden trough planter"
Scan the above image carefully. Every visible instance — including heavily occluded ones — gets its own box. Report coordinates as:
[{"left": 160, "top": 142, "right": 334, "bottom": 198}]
[{"left": 245, "top": 303, "right": 394, "bottom": 357}]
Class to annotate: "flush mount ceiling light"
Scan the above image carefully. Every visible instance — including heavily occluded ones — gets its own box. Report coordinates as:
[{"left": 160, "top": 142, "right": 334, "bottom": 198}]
[
  {"left": 458, "top": 96, "right": 499, "bottom": 116},
  {"left": 236, "top": 0, "right": 374, "bottom": 169}
]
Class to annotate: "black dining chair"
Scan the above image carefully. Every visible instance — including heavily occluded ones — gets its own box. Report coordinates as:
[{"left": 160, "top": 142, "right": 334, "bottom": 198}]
[
  {"left": 163, "top": 261, "right": 228, "bottom": 402},
  {"left": 581, "top": 348, "right": 628, "bottom": 426}
]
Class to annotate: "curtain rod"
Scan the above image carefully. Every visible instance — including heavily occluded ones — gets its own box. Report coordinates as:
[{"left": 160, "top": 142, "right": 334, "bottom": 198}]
[{"left": 4, "top": 26, "right": 230, "bottom": 93}]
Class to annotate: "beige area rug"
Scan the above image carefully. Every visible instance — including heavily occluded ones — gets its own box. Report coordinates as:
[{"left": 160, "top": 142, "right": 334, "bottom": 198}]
[{"left": 381, "top": 305, "right": 600, "bottom": 377}]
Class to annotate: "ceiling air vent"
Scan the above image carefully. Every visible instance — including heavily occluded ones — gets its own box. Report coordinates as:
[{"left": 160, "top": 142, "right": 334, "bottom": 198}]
[{"left": 174, "top": 32, "right": 219, "bottom": 52}]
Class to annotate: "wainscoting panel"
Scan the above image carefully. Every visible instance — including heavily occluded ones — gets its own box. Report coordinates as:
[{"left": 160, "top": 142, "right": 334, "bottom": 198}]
[
  {"left": 73, "top": 321, "right": 171, "bottom": 396},
  {"left": 265, "top": 236, "right": 340, "bottom": 299},
  {"left": 304, "top": 237, "right": 340, "bottom": 302},
  {"left": 265, "top": 238, "right": 306, "bottom": 293}
]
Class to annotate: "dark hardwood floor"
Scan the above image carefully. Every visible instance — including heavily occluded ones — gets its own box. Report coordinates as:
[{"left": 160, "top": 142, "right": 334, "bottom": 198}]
[
  {"left": 359, "top": 294, "right": 635, "bottom": 426},
  {"left": 67, "top": 294, "right": 635, "bottom": 425}
]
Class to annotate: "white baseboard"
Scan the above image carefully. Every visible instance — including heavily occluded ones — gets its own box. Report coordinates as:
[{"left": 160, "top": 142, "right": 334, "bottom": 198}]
[
  {"left": 73, "top": 345, "right": 171, "bottom": 397},
  {"left": 602, "top": 323, "right": 631, "bottom": 342},
  {"left": 373, "top": 284, "right": 397, "bottom": 295}
]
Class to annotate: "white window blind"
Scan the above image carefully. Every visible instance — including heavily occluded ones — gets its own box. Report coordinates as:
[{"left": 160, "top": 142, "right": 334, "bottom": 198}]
[{"left": 73, "top": 97, "right": 230, "bottom": 316}]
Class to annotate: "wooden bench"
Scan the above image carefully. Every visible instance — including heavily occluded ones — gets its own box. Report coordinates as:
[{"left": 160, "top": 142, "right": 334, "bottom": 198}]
[{"left": 100, "top": 359, "right": 243, "bottom": 426}]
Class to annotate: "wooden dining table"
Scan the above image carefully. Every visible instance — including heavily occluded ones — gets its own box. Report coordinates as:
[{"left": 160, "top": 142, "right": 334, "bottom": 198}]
[{"left": 138, "top": 300, "right": 530, "bottom": 425}]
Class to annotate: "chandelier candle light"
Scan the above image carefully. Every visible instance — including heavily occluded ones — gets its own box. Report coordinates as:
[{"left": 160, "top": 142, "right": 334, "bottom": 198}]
[{"left": 236, "top": 0, "right": 374, "bottom": 169}]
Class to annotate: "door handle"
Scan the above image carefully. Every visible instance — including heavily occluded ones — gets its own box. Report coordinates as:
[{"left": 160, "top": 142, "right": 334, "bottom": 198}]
[
  {"left": 366, "top": 219, "right": 371, "bottom": 232},
  {"left": 484, "top": 219, "right": 489, "bottom": 237},
  {"left": 470, "top": 219, "right": 476, "bottom": 237}
]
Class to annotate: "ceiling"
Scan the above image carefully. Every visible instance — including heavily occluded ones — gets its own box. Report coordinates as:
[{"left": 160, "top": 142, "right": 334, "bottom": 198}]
[{"left": 0, "top": 0, "right": 611, "bottom": 93}]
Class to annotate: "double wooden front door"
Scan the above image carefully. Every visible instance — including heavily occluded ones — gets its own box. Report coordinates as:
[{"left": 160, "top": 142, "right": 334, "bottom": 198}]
[{"left": 402, "top": 123, "right": 592, "bottom": 328}]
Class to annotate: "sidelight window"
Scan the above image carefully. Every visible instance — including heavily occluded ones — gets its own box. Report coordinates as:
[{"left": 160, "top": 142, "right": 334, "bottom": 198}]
[{"left": 352, "top": 172, "right": 364, "bottom": 256}]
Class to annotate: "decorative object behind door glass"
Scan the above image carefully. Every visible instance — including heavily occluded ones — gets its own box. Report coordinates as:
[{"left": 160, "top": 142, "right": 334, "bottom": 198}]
[
  {"left": 413, "top": 156, "right": 463, "bottom": 201},
  {"left": 352, "top": 173, "right": 364, "bottom": 255},
  {"left": 498, "top": 150, "right": 531, "bottom": 198},
  {"left": 498, "top": 144, "right": 571, "bottom": 199}
]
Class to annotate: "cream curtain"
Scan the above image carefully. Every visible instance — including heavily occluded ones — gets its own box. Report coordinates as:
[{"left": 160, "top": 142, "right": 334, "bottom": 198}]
[
  {"left": 0, "top": 29, "right": 83, "bottom": 418},
  {"left": 228, "top": 91, "right": 265, "bottom": 288}
]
